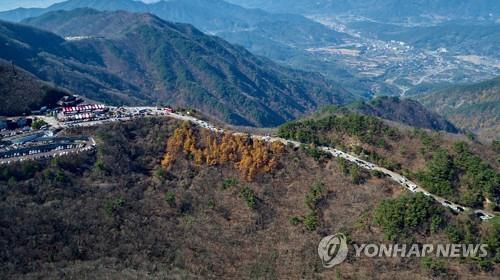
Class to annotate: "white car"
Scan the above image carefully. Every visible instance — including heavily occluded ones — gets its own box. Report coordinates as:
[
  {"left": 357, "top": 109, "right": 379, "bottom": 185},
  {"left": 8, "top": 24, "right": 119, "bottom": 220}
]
[
  {"left": 442, "top": 201, "right": 463, "bottom": 212},
  {"left": 408, "top": 186, "right": 418, "bottom": 193},
  {"left": 442, "top": 200, "right": 453, "bottom": 207}
]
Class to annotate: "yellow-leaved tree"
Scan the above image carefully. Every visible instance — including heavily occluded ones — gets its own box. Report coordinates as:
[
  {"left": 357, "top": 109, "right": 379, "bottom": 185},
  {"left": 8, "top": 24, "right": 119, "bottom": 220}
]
[{"left": 162, "top": 124, "right": 284, "bottom": 181}]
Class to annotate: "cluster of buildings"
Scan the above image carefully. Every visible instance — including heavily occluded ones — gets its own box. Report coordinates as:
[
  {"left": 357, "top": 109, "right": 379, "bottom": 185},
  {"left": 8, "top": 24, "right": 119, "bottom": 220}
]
[
  {"left": 1, "top": 101, "right": 179, "bottom": 164},
  {"left": 63, "top": 104, "right": 107, "bottom": 114},
  {"left": 30, "top": 96, "right": 84, "bottom": 116},
  {"left": 0, "top": 137, "right": 88, "bottom": 161},
  {"left": 0, "top": 130, "right": 94, "bottom": 164},
  {"left": 2, "top": 130, "right": 53, "bottom": 146},
  {"left": 0, "top": 117, "right": 33, "bottom": 131},
  {"left": 61, "top": 104, "right": 108, "bottom": 122}
]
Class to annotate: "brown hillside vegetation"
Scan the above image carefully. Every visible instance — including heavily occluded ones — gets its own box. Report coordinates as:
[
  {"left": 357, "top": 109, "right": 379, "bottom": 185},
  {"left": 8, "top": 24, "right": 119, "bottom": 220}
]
[
  {"left": 162, "top": 123, "right": 283, "bottom": 181},
  {"left": 0, "top": 118, "right": 498, "bottom": 279}
]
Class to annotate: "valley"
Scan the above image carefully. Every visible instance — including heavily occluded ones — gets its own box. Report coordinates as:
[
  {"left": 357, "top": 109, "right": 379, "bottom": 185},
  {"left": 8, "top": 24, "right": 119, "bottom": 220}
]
[
  {"left": 0, "top": 1, "right": 499, "bottom": 278},
  {"left": 0, "top": 10, "right": 357, "bottom": 127},
  {"left": 305, "top": 16, "right": 500, "bottom": 95},
  {"left": 3, "top": 0, "right": 499, "bottom": 97}
]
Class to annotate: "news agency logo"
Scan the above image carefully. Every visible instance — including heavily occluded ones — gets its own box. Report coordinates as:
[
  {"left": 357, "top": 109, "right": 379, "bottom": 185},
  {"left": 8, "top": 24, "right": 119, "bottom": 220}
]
[
  {"left": 318, "top": 233, "right": 348, "bottom": 268},
  {"left": 318, "top": 232, "right": 489, "bottom": 268}
]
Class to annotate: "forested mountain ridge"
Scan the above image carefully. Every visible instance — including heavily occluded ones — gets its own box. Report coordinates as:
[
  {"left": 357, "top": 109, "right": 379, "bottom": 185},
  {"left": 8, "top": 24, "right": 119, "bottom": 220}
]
[
  {"left": 0, "top": 10, "right": 356, "bottom": 127},
  {"left": 349, "top": 97, "right": 459, "bottom": 133},
  {"left": 0, "top": 0, "right": 388, "bottom": 97},
  {"left": 0, "top": 0, "right": 349, "bottom": 58},
  {"left": 416, "top": 76, "right": 500, "bottom": 141},
  {"left": 301, "top": 97, "right": 459, "bottom": 134},
  {"left": 2, "top": 0, "right": 348, "bottom": 47},
  {"left": 0, "top": 59, "right": 69, "bottom": 116}
]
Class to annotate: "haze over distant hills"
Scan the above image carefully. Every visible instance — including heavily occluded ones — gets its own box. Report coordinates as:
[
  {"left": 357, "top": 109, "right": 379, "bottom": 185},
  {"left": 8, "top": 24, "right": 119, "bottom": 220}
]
[
  {"left": 0, "top": 0, "right": 348, "bottom": 48},
  {"left": 225, "top": 1, "right": 500, "bottom": 95},
  {"left": 3, "top": 0, "right": 499, "bottom": 98},
  {"left": 0, "top": 9, "right": 356, "bottom": 126},
  {"left": 0, "top": 0, "right": 497, "bottom": 138},
  {"left": 0, "top": 0, "right": 392, "bottom": 97},
  {"left": 227, "top": 0, "right": 500, "bottom": 22},
  {"left": 0, "top": 0, "right": 160, "bottom": 11},
  {"left": 0, "top": 1, "right": 62, "bottom": 11}
]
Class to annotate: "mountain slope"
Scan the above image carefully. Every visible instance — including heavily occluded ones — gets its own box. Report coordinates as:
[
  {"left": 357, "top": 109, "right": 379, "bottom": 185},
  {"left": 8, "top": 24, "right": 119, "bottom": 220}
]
[
  {"left": 278, "top": 107, "right": 499, "bottom": 208},
  {"left": 416, "top": 77, "right": 500, "bottom": 141},
  {"left": 1, "top": 0, "right": 347, "bottom": 49},
  {"left": 1, "top": 0, "right": 392, "bottom": 98},
  {"left": 0, "top": 59, "right": 69, "bottom": 116},
  {"left": 1, "top": 118, "right": 498, "bottom": 279},
  {"left": 0, "top": 10, "right": 356, "bottom": 126},
  {"left": 302, "top": 96, "right": 459, "bottom": 134},
  {"left": 349, "top": 97, "right": 459, "bottom": 133},
  {"left": 0, "top": 18, "right": 147, "bottom": 105}
]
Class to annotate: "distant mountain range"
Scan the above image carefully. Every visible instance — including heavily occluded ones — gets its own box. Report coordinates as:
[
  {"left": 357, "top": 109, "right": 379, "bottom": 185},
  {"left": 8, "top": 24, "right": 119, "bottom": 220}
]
[
  {"left": 416, "top": 76, "right": 500, "bottom": 141},
  {"left": 2, "top": 0, "right": 498, "bottom": 100},
  {"left": 0, "top": 0, "right": 347, "bottom": 50},
  {"left": 0, "top": 9, "right": 356, "bottom": 126},
  {"left": 227, "top": 0, "right": 500, "bottom": 23},
  {"left": 0, "top": 1, "right": 62, "bottom": 11},
  {"left": 0, "top": 1, "right": 490, "bottom": 135},
  {"left": 0, "top": 0, "right": 390, "bottom": 98},
  {"left": 0, "top": 59, "right": 69, "bottom": 116}
]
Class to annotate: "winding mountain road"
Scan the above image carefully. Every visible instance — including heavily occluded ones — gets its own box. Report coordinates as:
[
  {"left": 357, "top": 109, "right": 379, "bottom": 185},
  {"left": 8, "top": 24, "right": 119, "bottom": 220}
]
[
  {"left": 7, "top": 108, "right": 495, "bottom": 221},
  {"left": 164, "top": 111, "right": 496, "bottom": 221}
]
